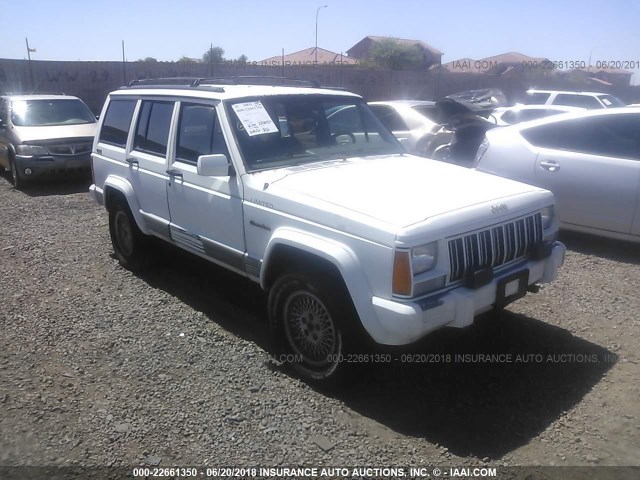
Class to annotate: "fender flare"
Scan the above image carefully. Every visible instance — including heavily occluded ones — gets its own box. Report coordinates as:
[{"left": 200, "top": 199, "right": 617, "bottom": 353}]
[
  {"left": 261, "top": 227, "right": 381, "bottom": 340},
  {"left": 102, "top": 176, "right": 150, "bottom": 235}
]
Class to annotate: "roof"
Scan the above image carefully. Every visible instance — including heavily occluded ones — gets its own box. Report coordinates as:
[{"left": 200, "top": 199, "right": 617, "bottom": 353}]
[
  {"left": 111, "top": 84, "right": 360, "bottom": 101},
  {"left": 2, "top": 94, "right": 76, "bottom": 100},
  {"left": 259, "top": 47, "right": 358, "bottom": 65},
  {"left": 576, "top": 67, "right": 633, "bottom": 75},
  {"left": 369, "top": 100, "right": 436, "bottom": 107},
  {"left": 526, "top": 89, "right": 610, "bottom": 96},
  {"left": 506, "top": 107, "right": 640, "bottom": 130},
  {"left": 348, "top": 36, "right": 443, "bottom": 57},
  {"left": 478, "top": 52, "right": 549, "bottom": 64}
]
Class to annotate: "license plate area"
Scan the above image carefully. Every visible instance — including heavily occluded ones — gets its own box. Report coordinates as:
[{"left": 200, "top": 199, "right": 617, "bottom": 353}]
[{"left": 496, "top": 270, "right": 529, "bottom": 308}]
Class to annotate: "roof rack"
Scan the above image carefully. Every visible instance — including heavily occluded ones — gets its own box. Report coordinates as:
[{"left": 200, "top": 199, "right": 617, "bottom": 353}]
[
  {"left": 196, "top": 76, "right": 321, "bottom": 88},
  {"left": 123, "top": 76, "right": 344, "bottom": 91}
]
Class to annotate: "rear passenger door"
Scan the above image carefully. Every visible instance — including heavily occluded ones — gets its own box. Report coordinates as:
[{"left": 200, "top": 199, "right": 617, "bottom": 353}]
[
  {"left": 125, "top": 99, "right": 176, "bottom": 238},
  {"left": 165, "top": 101, "right": 246, "bottom": 271}
]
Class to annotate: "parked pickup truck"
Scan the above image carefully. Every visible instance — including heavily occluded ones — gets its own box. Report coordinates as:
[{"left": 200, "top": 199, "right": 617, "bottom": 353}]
[{"left": 90, "top": 78, "right": 566, "bottom": 382}]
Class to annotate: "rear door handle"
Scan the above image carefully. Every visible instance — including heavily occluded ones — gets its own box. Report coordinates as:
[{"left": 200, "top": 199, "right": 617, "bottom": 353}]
[
  {"left": 540, "top": 160, "right": 560, "bottom": 172},
  {"left": 166, "top": 168, "right": 183, "bottom": 178},
  {"left": 125, "top": 158, "right": 139, "bottom": 166}
]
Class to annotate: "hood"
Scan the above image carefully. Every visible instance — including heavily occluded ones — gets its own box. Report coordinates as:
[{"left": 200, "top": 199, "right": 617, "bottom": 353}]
[
  {"left": 12, "top": 123, "right": 97, "bottom": 143},
  {"left": 261, "top": 155, "right": 542, "bottom": 229}
]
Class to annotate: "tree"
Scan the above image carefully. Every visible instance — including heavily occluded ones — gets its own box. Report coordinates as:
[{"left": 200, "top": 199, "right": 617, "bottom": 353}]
[
  {"left": 368, "top": 39, "right": 424, "bottom": 70},
  {"left": 141, "top": 57, "right": 158, "bottom": 63},
  {"left": 177, "top": 56, "right": 198, "bottom": 64},
  {"left": 202, "top": 46, "right": 225, "bottom": 64},
  {"left": 237, "top": 54, "right": 248, "bottom": 64}
]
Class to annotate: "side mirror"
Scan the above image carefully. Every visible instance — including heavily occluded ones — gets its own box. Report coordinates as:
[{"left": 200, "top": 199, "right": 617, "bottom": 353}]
[{"left": 197, "top": 154, "right": 231, "bottom": 177}]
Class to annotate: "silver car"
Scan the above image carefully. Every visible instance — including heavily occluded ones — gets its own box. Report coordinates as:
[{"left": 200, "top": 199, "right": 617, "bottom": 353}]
[
  {"left": 367, "top": 100, "right": 439, "bottom": 155},
  {"left": 0, "top": 94, "right": 97, "bottom": 188}
]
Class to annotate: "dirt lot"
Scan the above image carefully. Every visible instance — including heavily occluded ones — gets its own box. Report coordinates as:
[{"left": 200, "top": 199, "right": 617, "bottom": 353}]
[{"left": 0, "top": 175, "right": 638, "bottom": 475}]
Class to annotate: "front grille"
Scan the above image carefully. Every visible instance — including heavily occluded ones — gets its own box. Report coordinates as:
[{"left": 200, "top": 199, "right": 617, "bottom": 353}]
[
  {"left": 448, "top": 212, "right": 543, "bottom": 283},
  {"left": 47, "top": 143, "right": 92, "bottom": 155}
]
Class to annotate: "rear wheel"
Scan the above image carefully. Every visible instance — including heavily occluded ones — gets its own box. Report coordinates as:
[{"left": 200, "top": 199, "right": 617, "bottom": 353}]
[
  {"left": 269, "top": 272, "right": 355, "bottom": 383},
  {"left": 108, "top": 197, "right": 154, "bottom": 271}
]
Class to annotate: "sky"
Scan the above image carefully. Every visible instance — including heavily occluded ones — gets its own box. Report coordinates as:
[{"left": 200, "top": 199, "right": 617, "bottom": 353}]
[{"left": 2, "top": 0, "right": 640, "bottom": 84}]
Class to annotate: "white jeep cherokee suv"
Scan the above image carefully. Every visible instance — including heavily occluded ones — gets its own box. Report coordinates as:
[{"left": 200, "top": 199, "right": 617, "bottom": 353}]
[{"left": 90, "top": 78, "right": 565, "bottom": 382}]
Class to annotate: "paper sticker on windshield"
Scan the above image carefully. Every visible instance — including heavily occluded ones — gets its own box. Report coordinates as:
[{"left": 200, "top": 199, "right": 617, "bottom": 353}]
[
  {"left": 602, "top": 98, "right": 612, "bottom": 106},
  {"left": 232, "top": 101, "right": 278, "bottom": 136}
]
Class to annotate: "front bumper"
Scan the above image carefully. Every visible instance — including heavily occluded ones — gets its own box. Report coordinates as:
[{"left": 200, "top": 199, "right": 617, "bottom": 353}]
[
  {"left": 369, "top": 241, "right": 566, "bottom": 345},
  {"left": 15, "top": 154, "right": 91, "bottom": 179}
]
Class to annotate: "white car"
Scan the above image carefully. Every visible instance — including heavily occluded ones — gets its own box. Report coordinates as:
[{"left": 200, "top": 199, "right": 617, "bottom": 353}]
[
  {"left": 475, "top": 108, "right": 640, "bottom": 242},
  {"left": 523, "top": 89, "right": 626, "bottom": 109},
  {"left": 90, "top": 78, "right": 565, "bottom": 382},
  {"left": 491, "top": 105, "right": 585, "bottom": 126},
  {"left": 367, "top": 100, "right": 440, "bottom": 155}
]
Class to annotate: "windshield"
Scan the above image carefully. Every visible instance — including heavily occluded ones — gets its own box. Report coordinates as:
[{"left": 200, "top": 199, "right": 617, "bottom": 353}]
[
  {"left": 598, "top": 95, "right": 626, "bottom": 108},
  {"left": 11, "top": 99, "right": 96, "bottom": 126},
  {"left": 225, "top": 95, "right": 403, "bottom": 171}
]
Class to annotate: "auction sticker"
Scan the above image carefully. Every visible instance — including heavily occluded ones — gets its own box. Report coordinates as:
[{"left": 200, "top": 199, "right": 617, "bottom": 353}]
[{"left": 232, "top": 101, "right": 278, "bottom": 136}]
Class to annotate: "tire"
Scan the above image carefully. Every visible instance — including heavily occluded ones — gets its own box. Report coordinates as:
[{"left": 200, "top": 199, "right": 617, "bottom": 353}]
[
  {"left": 108, "top": 197, "right": 153, "bottom": 271},
  {"left": 268, "top": 272, "right": 356, "bottom": 383},
  {"left": 9, "top": 155, "right": 24, "bottom": 190}
]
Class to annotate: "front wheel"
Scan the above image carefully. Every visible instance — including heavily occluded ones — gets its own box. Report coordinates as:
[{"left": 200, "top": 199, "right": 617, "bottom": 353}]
[
  {"left": 9, "top": 156, "right": 24, "bottom": 190},
  {"left": 269, "top": 272, "right": 353, "bottom": 383}
]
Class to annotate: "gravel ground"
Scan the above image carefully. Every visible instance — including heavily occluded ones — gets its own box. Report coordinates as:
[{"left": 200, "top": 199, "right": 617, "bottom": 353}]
[{"left": 0, "top": 174, "right": 638, "bottom": 473}]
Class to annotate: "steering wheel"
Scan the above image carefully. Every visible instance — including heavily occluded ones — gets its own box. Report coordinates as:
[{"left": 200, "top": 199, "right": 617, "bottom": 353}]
[{"left": 332, "top": 130, "right": 356, "bottom": 145}]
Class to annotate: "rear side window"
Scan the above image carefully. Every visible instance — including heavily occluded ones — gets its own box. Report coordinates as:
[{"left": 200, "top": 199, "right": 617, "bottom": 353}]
[
  {"left": 134, "top": 101, "right": 174, "bottom": 156},
  {"left": 521, "top": 114, "right": 640, "bottom": 160},
  {"left": 553, "top": 94, "right": 601, "bottom": 109},
  {"left": 176, "top": 103, "right": 229, "bottom": 164},
  {"left": 99, "top": 99, "right": 136, "bottom": 147}
]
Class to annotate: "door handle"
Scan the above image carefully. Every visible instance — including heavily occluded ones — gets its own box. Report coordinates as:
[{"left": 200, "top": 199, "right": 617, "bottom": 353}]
[
  {"left": 125, "top": 158, "right": 139, "bottom": 166},
  {"left": 540, "top": 160, "right": 560, "bottom": 172},
  {"left": 166, "top": 168, "right": 183, "bottom": 178}
]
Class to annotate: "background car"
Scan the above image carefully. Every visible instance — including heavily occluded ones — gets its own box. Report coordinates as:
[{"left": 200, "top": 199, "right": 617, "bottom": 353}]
[
  {"left": 490, "top": 104, "right": 585, "bottom": 125},
  {"left": 367, "top": 100, "right": 440, "bottom": 155},
  {"left": 0, "top": 94, "right": 97, "bottom": 188},
  {"left": 522, "top": 89, "right": 626, "bottom": 109},
  {"left": 474, "top": 108, "right": 640, "bottom": 242}
]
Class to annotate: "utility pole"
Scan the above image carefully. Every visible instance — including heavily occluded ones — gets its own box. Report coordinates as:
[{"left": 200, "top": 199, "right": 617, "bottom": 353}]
[
  {"left": 122, "top": 40, "right": 126, "bottom": 85},
  {"left": 315, "top": 5, "right": 327, "bottom": 65},
  {"left": 25, "top": 38, "right": 35, "bottom": 91}
]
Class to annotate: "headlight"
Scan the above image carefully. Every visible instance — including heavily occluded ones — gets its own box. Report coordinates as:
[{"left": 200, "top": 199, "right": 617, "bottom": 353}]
[
  {"left": 411, "top": 242, "right": 438, "bottom": 275},
  {"left": 541, "top": 205, "right": 555, "bottom": 229},
  {"left": 16, "top": 145, "right": 49, "bottom": 156}
]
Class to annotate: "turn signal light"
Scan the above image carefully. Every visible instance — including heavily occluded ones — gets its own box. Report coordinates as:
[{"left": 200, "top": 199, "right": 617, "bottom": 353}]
[{"left": 392, "top": 251, "right": 412, "bottom": 296}]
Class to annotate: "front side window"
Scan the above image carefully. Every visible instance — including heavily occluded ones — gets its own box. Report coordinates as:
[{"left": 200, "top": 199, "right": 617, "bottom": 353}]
[
  {"left": 134, "top": 101, "right": 174, "bottom": 156},
  {"left": 99, "top": 99, "right": 137, "bottom": 148},
  {"left": 226, "top": 95, "right": 402, "bottom": 171},
  {"left": 11, "top": 99, "right": 96, "bottom": 126},
  {"left": 176, "top": 103, "right": 229, "bottom": 164},
  {"left": 369, "top": 105, "right": 408, "bottom": 131}
]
